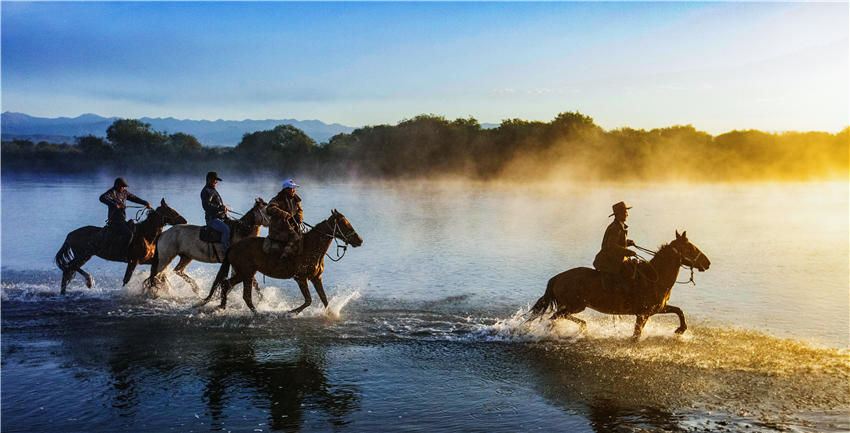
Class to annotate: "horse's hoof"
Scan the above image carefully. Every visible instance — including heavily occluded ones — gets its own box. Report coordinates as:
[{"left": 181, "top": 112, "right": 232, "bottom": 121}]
[
  {"left": 85, "top": 277, "right": 93, "bottom": 289},
  {"left": 674, "top": 327, "right": 687, "bottom": 335}
]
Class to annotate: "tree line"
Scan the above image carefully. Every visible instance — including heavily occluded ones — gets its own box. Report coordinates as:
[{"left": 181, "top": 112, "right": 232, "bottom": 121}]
[{"left": 2, "top": 114, "right": 847, "bottom": 181}]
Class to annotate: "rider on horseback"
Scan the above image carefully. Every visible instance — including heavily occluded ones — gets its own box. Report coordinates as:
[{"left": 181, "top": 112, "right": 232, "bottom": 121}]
[
  {"left": 201, "top": 171, "right": 232, "bottom": 253},
  {"left": 593, "top": 201, "right": 639, "bottom": 286},
  {"left": 266, "top": 179, "right": 303, "bottom": 259},
  {"left": 99, "top": 177, "right": 152, "bottom": 258}
]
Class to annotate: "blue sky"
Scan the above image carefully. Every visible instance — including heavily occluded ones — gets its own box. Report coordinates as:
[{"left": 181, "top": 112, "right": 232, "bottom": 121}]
[{"left": 2, "top": 2, "right": 847, "bottom": 133}]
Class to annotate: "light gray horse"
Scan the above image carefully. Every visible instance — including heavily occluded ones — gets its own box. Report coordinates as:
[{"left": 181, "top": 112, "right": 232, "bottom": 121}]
[{"left": 147, "top": 197, "right": 269, "bottom": 295}]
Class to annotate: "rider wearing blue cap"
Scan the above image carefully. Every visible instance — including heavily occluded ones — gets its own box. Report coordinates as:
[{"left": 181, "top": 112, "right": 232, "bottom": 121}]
[{"left": 266, "top": 179, "right": 303, "bottom": 258}]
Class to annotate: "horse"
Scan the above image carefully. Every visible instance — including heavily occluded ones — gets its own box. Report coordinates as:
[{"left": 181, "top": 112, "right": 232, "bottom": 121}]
[
  {"left": 200, "top": 209, "right": 363, "bottom": 313},
  {"left": 528, "top": 231, "right": 711, "bottom": 339},
  {"left": 55, "top": 199, "right": 187, "bottom": 294},
  {"left": 147, "top": 197, "right": 270, "bottom": 295}
]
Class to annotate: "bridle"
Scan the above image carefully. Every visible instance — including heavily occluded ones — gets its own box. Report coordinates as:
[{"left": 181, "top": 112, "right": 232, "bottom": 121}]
[
  {"left": 670, "top": 245, "right": 704, "bottom": 285},
  {"left": 248, "top": 205, "right": 270, "bottom": 227},
  {"left": 635, "top": 243, "right": 703, "bottom": 285},
  {"left": 302, "top": 217, "right": 359, "bottom": 262}
]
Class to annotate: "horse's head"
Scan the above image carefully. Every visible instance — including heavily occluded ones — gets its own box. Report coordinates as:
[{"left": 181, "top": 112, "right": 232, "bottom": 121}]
[
  {"left": 329, "top": 209, "right": 363, "bottom": 247},
  {"left": 242, "top": 197, "right": 270, "bottom": 227},
  {"left": 669, "top": 230, "right": 710, "bottom": 271},
  {"left": 155, "top": 198, "right": 188, "bottom": 225}
]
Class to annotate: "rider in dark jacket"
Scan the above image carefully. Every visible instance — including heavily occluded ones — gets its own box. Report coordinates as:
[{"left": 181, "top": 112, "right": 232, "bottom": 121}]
[
  {"left": 267, "top": 179, "right": 303, "bottom": 257},
  {"left": 593, "top": 201, "right": 638, "bottom": 278},
  {"left": 201, "top": 171, "right": 232, "bottom": 251},
  {"left": 99, "top": 177, "right": 151, "bottom": 253}
]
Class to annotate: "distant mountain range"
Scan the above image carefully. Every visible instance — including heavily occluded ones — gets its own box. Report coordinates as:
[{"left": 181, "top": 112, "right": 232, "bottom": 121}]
[{"left": 1, "top": 112, "right": 357, "bottom": 146}]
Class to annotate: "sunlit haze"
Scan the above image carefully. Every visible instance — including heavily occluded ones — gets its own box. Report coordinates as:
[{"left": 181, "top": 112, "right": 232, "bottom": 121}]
[{"left": 1, "top": 2, "right": 847, "bottom": 133}]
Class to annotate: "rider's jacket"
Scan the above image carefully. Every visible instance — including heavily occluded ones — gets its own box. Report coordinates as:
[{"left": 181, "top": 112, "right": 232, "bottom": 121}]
[
  {"left": 593, "top": 220, "right": 632, "bottom": 275},
  {"left": 99, "top": 187, "right": 149, "bottom": 224},
  {"left": 201, "top": 184, "right": 227, "bottom": 221},
  {"left": 267, "top": 191, "right": 302, "bottom": 242}
]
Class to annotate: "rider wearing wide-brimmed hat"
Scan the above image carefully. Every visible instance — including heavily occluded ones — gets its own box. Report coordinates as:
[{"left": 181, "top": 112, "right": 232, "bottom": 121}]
[
  {"left": 99, "top": 177, "right": 152, "bottom": 257},
  {"left": 593, "top": 201, "right": 638, "bottom": 279},
  {"left": 266, "top": 179, "right": 304, "bottom": 258}
]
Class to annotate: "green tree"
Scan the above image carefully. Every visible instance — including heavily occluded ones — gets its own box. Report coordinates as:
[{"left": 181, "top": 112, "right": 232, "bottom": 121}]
[
  {"left": 106, "top": 119, "right": 167, "bottom": 154},
  {"left": 76, "top": 134, "right": 112, "bottom": 156},
  {"left": 166, "top": 132, "right": 202, "bottom": 153}
]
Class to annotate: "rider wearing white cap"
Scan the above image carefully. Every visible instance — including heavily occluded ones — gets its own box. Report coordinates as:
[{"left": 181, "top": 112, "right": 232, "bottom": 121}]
[{"left": 266, "top": 179, "right": 303, "bottom": 257}]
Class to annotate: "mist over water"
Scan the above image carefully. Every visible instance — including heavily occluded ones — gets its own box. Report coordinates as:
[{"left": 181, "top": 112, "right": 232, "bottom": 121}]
[{"left": 2, "top": 173, "right": 848, "bottom": 432}]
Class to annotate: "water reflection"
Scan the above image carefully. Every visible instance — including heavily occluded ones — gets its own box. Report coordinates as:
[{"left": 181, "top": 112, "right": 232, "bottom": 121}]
[
  {"left": 506, "top": 342, "right": 684, "bottom": 432},
  {"left": 511, "top": 331, "right": 850, "bottom": 432},
  {"left": 201, "top": 341, "right": 360, "bottom": 431},
  {"left": 32, "top": 315, "right": 361, "bottom": 431}
]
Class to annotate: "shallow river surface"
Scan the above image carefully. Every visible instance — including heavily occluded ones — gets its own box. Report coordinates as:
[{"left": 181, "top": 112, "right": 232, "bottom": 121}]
[{"left": 2, "top": 173, "right": 848, "bottom": 432}]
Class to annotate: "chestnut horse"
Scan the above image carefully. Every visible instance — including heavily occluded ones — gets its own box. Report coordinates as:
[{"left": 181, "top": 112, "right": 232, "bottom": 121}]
[
  {"left": 528, "top": 231, "right": 710, "bottom": 339},
  {"left": 55, "top": 199, "right": 187, "bottom": 294},
  {"left": 147, "top": 197, "right": 269, "bottom": 295},
  {"left": 201, "top": 210, "right": 363, "bottom": 313}
]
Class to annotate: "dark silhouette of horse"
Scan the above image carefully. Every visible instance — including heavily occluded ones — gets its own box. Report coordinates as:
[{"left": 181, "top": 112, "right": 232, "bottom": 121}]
[
  {"left": 528, "top": 231, "right": 710, "bottom": 339},
  {"left": 55, "top": 199, "right": 187, "bottom": 294},
  {"left": 147, "top": 198, "right": 269, "bottom": 295},
  {"left": 201, "top": 209, "right": 363, "bottom": 313}
]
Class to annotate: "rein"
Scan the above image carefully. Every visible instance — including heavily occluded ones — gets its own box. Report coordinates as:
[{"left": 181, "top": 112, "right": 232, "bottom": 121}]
[
  {"left": 634, "top": 244, "right": 699, "bottom": 285},
  {"left": 125, "top": 205, "right": 150, "bottom": 222},
  {"left": 303, "top": 219, "right": 357, "bottom": 262}
]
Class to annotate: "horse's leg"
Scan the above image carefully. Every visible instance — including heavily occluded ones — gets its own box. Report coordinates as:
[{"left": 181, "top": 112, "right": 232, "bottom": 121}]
[
  {"left": 252, "top": 278, "right": 264, "bottom": 302},
  {"left": 123, "top": 261, "right": 138, "bottom": 287},
  {"left": 63, "top": 254, "right": 93, "bottom": 294},
  {"left": 61, "top": 269, "right": 74, "bottom": 295},
  {"left": 633, "top": 315, "right": 649, "bottom": 341},
  {"left": 659, "top": 305, "right": 687, "bottom": 335},
  {"left": 550, "top": 308, "right": 587, "bottom": 332},
  {"left": 77, "top": 269, "right": 94, "bottom": 289},
  {"left": 218, "top": 275, "right": 241, "bottom": 310},
  {"left": 309, "top": 275, "right": 329, "bottom": 308},
  {"left": 173, "top": 255, "right": 200, "bottom": 295},
  {"left": 242, "top": 273, "right": 258, "bottom": 313},
  {"left": 290, "top": 278, "right": 312, "bottom": 314}
]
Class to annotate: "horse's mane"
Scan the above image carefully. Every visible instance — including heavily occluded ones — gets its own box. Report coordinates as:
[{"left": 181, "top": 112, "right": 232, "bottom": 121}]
[{"left": 652, "top": 243, "right": 678, "bottom": 260}]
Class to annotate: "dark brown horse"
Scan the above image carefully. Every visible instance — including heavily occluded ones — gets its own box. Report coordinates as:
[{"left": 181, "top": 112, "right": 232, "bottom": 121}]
[
  {"left": 528, "top": 231, "right": 711, "bottom": 339},
  {"left": 55, "top": 199, "right": 187, "bottom": 294},
  {"left": 201, "top": 210, "right": 363, "bottom": 313},
  {"left": 147, "top": 197, "right": 269, "bottom": 295}
]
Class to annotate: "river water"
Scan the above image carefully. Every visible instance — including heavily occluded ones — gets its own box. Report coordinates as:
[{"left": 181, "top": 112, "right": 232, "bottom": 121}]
[{"left": 2, "top": 173, "right": 848, "bottom": 432}]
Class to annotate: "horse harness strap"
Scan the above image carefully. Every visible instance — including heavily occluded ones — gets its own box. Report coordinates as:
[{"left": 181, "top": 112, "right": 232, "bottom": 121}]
[
  {"left": 303, "top": 220, "right": 357, "bottom": 262},
  {"left": 669, "top": 246, "right": 698, "bottom": 285},
  {"left": 636, "top": 244, "right": 700, "bottom": 286}
]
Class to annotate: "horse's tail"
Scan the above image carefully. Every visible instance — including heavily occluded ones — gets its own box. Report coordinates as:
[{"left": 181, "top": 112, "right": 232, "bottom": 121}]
[
  {"left": 55, "top": 239, "right": 75, "bottom": 273},
  {"left": 529, "top": 278, "right": 558, "bottom": 317}
]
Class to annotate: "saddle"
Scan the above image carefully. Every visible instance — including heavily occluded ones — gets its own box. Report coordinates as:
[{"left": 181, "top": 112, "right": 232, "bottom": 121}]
[
  {"left": 199, "top": 226, "right": 223, "bottom": 243},
  {"left": 599, "top": 260, "right": 656, "bottom": 292},
  {"left": 95, "top": 221, "right": 137, "bottom": 262},
  {"left": 199, "top": 219, "right": 243, "bottom": 243},
  {"left": 262, "top": 236, "right": 302, "bottom": 259}
]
